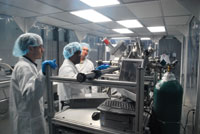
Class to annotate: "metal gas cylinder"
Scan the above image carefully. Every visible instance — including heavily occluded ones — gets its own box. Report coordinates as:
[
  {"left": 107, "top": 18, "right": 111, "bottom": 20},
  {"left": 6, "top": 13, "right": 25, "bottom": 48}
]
[{"left": 152, "top": 72, "right": 183, "bottom": 134}]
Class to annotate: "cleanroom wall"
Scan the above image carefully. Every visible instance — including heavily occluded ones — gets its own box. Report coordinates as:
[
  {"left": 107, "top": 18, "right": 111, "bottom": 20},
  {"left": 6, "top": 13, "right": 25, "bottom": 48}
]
[
  {"left": 158, "top": 36, "right": 182, "bottom": 81},
  {"left": 187, "top": 17, "right": 200, "bottom": 134},
  {"left": 182, "top": 17, "right": 200, "bottom": 134},
  {"left": 0, "top": 15, "right": 23, "bottom": 66}
]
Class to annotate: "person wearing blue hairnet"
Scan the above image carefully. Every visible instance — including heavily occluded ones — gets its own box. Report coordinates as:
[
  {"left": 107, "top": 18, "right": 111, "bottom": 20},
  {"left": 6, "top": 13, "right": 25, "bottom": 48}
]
[
  {"left": 57, "top": 42, "right": 86, "bottom": 110},
  {"left": 9, "top": 33, "right": 57, "bottom": 134},
  {"left": 75, "top": 42, "right": 97, "bottom": 93}
]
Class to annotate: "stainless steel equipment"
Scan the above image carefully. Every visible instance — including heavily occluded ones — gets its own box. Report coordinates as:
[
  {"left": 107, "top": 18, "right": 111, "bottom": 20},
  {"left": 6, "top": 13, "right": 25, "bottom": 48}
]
[{"left": 45, "top": 63, "right": 145, "bottom": 134}]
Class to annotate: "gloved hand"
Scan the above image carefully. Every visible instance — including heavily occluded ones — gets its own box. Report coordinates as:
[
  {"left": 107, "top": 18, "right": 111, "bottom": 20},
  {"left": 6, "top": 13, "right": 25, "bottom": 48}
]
[
  {"left": 42, "top": 59, "right": 57, "bottom": 74},
  {"left": 95, "top": 64, "right": 110, "bottom": 70}
]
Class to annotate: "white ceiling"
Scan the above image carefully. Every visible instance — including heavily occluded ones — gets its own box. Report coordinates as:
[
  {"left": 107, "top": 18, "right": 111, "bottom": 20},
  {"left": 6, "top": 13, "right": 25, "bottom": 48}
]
[{"left": 0, "top": 0, "right": 193, "bottom": 38}]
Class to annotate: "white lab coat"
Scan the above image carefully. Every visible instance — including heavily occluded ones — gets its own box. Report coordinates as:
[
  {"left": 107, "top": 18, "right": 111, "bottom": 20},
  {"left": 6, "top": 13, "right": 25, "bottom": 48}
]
[
  {"left": 76, "top": 59, "right": 98, "bottom": 93},
  {"left": 9, "top": 57, "right": 46, "bottom": 134},
  {"left": 76, "top": 59, "right": 94, "bottom": 74},
  {"left": 57, "top": 59, "right": 85, "bottom": 109}
]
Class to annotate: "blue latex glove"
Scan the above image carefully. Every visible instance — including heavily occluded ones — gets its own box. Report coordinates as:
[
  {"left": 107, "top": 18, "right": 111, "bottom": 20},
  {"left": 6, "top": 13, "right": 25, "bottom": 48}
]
[
  {"left": 42, "top": 59, "right": 57, "bottom": 74},
  {"left": 95, "top": 64, "right": 110, "bottom": 70}
]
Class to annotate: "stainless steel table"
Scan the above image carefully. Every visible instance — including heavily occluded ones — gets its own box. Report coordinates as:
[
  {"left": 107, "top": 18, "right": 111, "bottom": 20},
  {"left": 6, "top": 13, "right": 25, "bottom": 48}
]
[{"left": 52, "top": 108, "right": 134, "bottom": 134}]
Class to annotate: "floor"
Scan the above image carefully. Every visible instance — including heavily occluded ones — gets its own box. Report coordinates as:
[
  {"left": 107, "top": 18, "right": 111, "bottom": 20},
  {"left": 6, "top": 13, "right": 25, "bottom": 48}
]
[{"left": 0, "top": 114, "right": 10, "bottom": 134}]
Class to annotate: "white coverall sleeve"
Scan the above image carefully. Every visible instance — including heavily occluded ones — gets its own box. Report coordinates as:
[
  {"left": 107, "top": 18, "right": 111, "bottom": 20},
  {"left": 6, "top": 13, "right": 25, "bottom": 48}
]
[
  {"left": 59, "top": 66, "right": 86, "bottom": 92},
  {"left": 17, "top": 66, "right": 45, "bottom": 102}
]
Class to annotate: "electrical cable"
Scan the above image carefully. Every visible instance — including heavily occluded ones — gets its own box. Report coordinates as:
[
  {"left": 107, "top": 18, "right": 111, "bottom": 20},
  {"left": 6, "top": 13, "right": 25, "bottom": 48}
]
[
  {"left": 183, "top": 109, "right": 195, "bottom": 134},
  {"left": 192, "top": 110, "right": 195, "bottom": 134},
  {"left": 0, "top": 63, "right": 13, "bottom": 71}
]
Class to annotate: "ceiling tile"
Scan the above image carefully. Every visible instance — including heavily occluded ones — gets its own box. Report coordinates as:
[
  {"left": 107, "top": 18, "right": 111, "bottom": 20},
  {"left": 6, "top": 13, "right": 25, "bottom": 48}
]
[
  {"left": 132, "top": 28, "right": 152, "bottom": 36},
  {"left": 165, "top": 16, "right": 190, "bottom": 25},
  {"left": 0, "top": 0, "right": 192, "bottom": 38},
  {"left": 161, "top": 0, "right": 191, "bottom": 16},
  {"left": 166, "top": 25, "right": 178, "bottom": 30},
  {"left": 62, "top": 24, "right": 91, "bottom": 32},
  {"left": 167, "top": 30, "right": 182, "bottom": 35},
  {"left": 165, "top": 25, "right": 181, "bottom": 35},
  {"left": 126, "top": 1, "right": 162, "bottom": 18},
  {"left": 79, "top": 23, "right": 107, "bottom": 31},
  {"left": 138, "top": 33, "right": 153, "bottom": 36},
  {"left": 98, "top": 21, "right": 125, "bottom": 29},
  {"left": 121, "top": 0, "right": 155, "bottom": 4},
  {"left": 103, "top": 29, "right": 119, "bottom": 34},
  {"left": 87, "top": 31, "right": 105, "bottom": 37},
  {"left": 109, "top": 32, "right": 137, "bottom": 37},
  {"left": 107, "top": 34, "right": 124, "bottom": 37},
  {"left": 36, "top": 16, "right": 71, "bottom": 27},
  {"left": 37, "top": 0, "right": 90, "bottom": 11},
  {"left": 0, "top": 3, "right": 39, "bottom": 17},
  {"left": 152, "top": 32, "right": 166, "bottom": 36},
  {"left": 96, "top": 5, "right": 136, "bottom": 21},
  {"left": 49, "top": 12, "right": 89, "bottom": 24},
  {"left": 0, "top": 0, "right": 62, "bottom": 14},
  {"left": 140, "top": 17, "right": 164, "bottom": 27}
]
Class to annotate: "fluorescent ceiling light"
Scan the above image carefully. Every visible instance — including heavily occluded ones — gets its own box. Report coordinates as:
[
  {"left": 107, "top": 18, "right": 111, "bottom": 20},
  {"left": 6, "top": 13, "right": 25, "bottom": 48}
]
[
  {"left": 80, "top": 0, "right": 120, "bottom": 7},
  {"left": 112, "top": 29, "right": 133, "bottom": 34},
  {"left": 147, "top": 26, "right": 165, "bottom": 32},
  {"left": 141, "top": 37, "right": 151, "bottom": 40},
  {"left": 70, "top": 9, "right": 112, "bottom": 23},
  {"left": 117, "top": 20, "right": 143, "bottom": 28},
  {"left": 111, "top": 37, "right": 131, "bottom": 40}
]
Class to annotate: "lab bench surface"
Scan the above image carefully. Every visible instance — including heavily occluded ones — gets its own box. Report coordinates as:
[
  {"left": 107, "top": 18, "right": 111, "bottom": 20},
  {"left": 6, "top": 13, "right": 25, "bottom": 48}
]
[{"left": 52, "top": 108, "right": 134, "bottom": 134}]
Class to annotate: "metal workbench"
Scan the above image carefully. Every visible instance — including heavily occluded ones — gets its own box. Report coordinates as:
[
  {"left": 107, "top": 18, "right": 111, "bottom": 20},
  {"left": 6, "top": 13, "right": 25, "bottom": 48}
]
[
  {"left": 52, "top": 108, "right": 133, "bottom": 134},
  {"left": 0, "top": 76, "right": 10, "bottom": 120},
  {"left": 45, "top": 66, "right": 144, "bottom": 134}
]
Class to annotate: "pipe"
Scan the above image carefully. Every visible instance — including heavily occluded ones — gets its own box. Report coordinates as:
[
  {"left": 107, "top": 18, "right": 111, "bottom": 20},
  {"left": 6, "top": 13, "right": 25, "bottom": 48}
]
[
  {"left": 50, "top": 76, "right": 136, "bottom": 89},
  {"left": 76, "top": 67, "right": 120, "bottom": 82}
]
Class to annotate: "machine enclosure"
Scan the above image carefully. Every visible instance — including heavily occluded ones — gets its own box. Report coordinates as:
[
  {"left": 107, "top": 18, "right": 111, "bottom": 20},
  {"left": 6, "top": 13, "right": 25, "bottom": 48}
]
[
  {"left": 153, "top": 74, "right": 183, "bottom": 134},
  {"left": 100, "top": 111, "right": 135, "bottom": 132}
]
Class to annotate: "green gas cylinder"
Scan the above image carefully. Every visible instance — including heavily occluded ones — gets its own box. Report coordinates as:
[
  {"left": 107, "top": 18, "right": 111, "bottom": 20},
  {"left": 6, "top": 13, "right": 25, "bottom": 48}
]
[{"left": 153, "top": 72, "right": 183, "bottom": 134}]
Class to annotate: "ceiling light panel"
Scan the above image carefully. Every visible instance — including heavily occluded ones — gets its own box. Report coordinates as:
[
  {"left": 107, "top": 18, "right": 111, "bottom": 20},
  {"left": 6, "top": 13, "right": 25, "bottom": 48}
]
[
  {"left": 117, "top": 19, "right": 143, "bottom": 28},
  {"left": 113, "top": 28, "right": 133, "bottom": 34},
  {"left": 50, "top": 12, "right": 89, "bottom": 24},
  {"left": 121, "top": 0, "right": 151, "bottom": 3},
  {"left": 147, "top": 26, "right": 165, "bottom": 33},
  {"left": 134, "top": 28, "right": 152, "bottom": 36},
  {"left": 140, "top": 17, "right": 164, "bottom": 27},
  {"left": 70, "top": 9, "right": 112, "bottom": 23},
  {"left": 80, "top": 0, "right": 120, "bottom": 7},
  {"left": 111, "top": 37, "right": 131, "bottom": 40},
  {"left": 37, "top": 0, "right": 89, "bottom": 11},
  {"left": 140, "top": 37, "right": 151, "bottom": 40},
  {"left": 98, "top": 21, "right": 124, "bottom": 29}
]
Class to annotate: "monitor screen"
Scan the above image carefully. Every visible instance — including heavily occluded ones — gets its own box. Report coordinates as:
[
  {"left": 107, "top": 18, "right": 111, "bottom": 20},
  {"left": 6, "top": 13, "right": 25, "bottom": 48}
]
[{"left": 119, "top": 59, "right": 144, "bottom": 93}]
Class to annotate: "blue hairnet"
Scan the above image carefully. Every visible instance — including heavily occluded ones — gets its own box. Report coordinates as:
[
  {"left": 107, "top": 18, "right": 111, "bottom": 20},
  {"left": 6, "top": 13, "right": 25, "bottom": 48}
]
[
  {"left": 63, "top": 42, "right": 81, "bottom": 59},
  {"left": 13, "top": 33, "right": 43, "bottom": 57},
  {"left": 80, "top": 42, "right": 90, "bottom": 51}
]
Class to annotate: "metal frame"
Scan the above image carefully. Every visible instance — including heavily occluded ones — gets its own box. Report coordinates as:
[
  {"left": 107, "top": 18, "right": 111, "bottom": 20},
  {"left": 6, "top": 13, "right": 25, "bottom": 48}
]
[
  {"left": 45, "top": 65, "right": 145, "bottom": 134},
  {"left": 0, "top": 81, "right": 10, "bottom": 88},
  {"left": 194, "top": 35, "right": 200, "bottom": 134}
]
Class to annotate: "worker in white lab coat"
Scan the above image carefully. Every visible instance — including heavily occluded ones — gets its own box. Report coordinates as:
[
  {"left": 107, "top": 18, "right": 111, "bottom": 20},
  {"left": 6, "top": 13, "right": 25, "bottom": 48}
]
[
  {"left": 75, "top": 42, "right": 97, "bottom": 93},
  {"left": 9, "top": 33, "right": 57, "bottom": 134},
  {"left": 57, "top": 42, "right": 85, "bottom": 110},
  {"left": 76, "top": 42, "right": 94, "bottom": 74}
]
